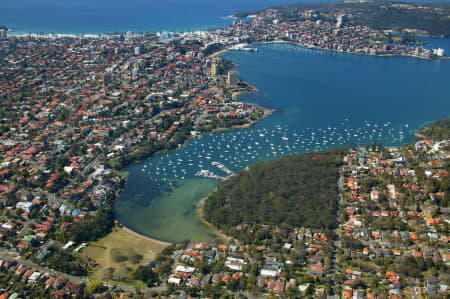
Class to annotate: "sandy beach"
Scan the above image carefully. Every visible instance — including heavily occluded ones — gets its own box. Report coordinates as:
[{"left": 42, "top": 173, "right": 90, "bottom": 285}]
[
  {"left": 208, "top": 49, "right": 230, "bottom": 57},
  {"left": 413, "top": 131, "right": 426, "bottom": 139},
  {"left": 197, "top": 196, "right": 232, "bottom": 243},
  {"left": 121, "top": 225, "right": 172, "bottom": 246}
]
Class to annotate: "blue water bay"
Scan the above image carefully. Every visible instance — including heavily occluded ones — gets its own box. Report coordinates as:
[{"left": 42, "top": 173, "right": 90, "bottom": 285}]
[
  {"left": 2, "top": 0, "right": 450, "bottom": 244},
  {"left": 115, "top": 43, "right": 450, "bottom": 243}
]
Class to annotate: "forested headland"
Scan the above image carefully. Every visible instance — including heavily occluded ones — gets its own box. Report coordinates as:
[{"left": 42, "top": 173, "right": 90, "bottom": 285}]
[
  {"left": 236, "top": 1, "right": 450, "bottom": 37},
  {"left": 203, "top": 149, "right": 345, "bottom": 241},
  {"left": 417, "top": 118, "right": 450, "bottom": 140}
]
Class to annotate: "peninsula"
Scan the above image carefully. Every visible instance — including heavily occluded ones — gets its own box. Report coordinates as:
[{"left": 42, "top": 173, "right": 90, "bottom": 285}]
[
  {"left": 198, "top": 123, "right": 449, "bottom": 297},
  {"left": 230, "top": 1, "right": 448, "bottom": 59},
  {"left": 236, "top": 1, "right": 450, "bottom": 37},
  {"left": 0, "top": 28, "right": 269, "bottom": 296},
  {"left": 0, "top": 0, "right": 449, "bottom": 296}
]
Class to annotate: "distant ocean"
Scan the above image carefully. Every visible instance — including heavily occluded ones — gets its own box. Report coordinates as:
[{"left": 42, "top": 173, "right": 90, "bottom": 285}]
[
  {"left": 2, "top": 0, "right": 449, "bottom": 243},
  {"left": 1, "top": 0, "right": 316, "bottom": 34},
  {"left": 1, "top": 0, "right": 449, "bottom": 35}
]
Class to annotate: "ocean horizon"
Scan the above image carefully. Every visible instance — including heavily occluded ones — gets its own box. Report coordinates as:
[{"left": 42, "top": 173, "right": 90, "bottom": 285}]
[
  {"left": 3, "top": 0, "right": 449, "bottom": 243},
  {"left": 1, "top": 0, "right": 320, "bottom": 35},
  {"left": 2, "top": 0, "right": 450, "bottom": 35}
]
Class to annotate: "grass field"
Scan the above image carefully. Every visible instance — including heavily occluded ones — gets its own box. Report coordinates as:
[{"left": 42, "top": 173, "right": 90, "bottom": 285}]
[{"left": 80, "top": 226, "right": 168, "bottom": 282}]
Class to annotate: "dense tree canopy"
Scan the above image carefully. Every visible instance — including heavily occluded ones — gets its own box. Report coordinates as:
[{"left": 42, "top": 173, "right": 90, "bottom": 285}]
[
  {"left": 202, "top": 43, "right": 223, "bottom": 56},
  {"left": 204, "top": 149, "right": 344, "bottom": 237},
  {"left": 237, "top": 1, "right": 450, "bottom": 37},
  {"left": 340, "top": 2, "right": 450, "bottom": 37},
  {"left": 66, "top": 206, "right": 114, "bottom": 243},
  {"left": 418, "top": 118, "right": 450, "bottom": 140},
  {"left": 132, "top": 265, "right": 158, "bottom": 286}
]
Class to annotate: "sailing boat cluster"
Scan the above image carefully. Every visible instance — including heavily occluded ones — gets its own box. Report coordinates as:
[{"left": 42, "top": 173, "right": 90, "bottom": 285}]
[
  {"left": 140, "top": 119, "right": 409, "bottom": 186},
  {"left": 229, "top": 43, "right": 258, "bottom": 52}
]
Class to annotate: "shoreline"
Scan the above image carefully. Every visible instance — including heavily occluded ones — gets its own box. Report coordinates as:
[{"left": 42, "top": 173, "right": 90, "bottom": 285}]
[
  {"left": 414, "top": 131, "right": 427, "bottom": 139},
  {"left": 121, "top": 225, "right": 172, "bottom": 246},
  {"left": 89, "top": 38, "right": 437, "bottom": 246},
  {"left": 257, "top": 40, "right": 448, "bottom": 60},
  {"left": 6, "top": 36, "right": 447, "bottom": 62},
  {"left": 209, "top": 49, "right": 230, "bottom": 57},
  {"left": 112, "top": 64, "right": 273, "bottom": 244},
  {"left": 6, "top": 27, "right": 226, "bottom": 38},
  {"left": 114, "top": 88, "right": 273, "bottom": 245},
  {"left": 197, "top": 194, "right": 232, "bottom": 243},
  {"left": 207, "top": 40, "right": 448, "bottom": 71},
  {"left": 115, "top": 105, "right": 274, "bottom": 245},
  {"left": 209, "top": 39, "right": 448, "bottom": 61},
  {"left": 214, "top": 105, "right": 276, "bottom": 131},
  {"left": 234, "top": 105, "right": 275, "bottom": 129}
]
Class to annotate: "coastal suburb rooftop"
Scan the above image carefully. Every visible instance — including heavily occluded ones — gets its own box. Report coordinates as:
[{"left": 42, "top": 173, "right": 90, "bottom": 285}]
[{"left": 0, "top": 2, "right": 449, "bottom": 297}]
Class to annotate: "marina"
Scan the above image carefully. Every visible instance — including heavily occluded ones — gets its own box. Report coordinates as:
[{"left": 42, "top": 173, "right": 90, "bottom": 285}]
[
  {"left": 2, "top": 0, "right": 450, "bottom": 294},
  {"left": 138, "top": 119, "right": 406, "bottom": 187},
  {"left": 115, "top": 42, "right": 450, "bottom": 243},
  {"left": 229, "top": 43, "right": 259, "bottom": 52}
]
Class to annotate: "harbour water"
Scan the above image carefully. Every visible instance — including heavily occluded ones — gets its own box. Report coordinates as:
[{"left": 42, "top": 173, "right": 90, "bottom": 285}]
[{"left": 115, "top": 42, "right": 450, "bottom": 243}]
